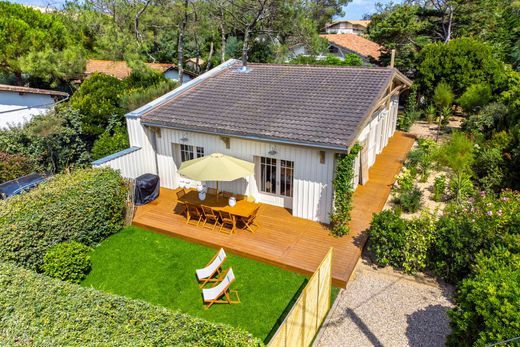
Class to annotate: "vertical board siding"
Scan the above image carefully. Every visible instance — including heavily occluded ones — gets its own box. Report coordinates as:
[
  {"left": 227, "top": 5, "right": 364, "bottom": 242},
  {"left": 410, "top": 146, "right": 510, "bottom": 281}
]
[
  {"left": 93, "top": 148, "right": 155, "bottom": 179},
  {"left": 153, "top": 127, "right": 336, "bottom": 223}
]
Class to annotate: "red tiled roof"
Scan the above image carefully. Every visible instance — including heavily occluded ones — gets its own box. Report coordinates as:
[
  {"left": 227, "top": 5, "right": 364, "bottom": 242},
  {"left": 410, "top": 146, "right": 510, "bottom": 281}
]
[
  {"left": 85, "top": 60, "right": 190, "bottom": 79},
  {"left": 320, "top": 34, "right": 383, "bottom": 60}
]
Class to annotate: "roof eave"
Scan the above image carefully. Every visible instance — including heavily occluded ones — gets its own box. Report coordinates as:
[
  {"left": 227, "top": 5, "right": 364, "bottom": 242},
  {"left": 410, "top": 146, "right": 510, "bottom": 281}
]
[{"left": 140, "top": 120, "right": 348, "bottom": 152}]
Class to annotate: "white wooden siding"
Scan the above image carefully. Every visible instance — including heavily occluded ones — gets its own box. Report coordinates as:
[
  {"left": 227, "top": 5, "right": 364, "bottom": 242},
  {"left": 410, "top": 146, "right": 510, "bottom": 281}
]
[{"left": 151, "top": 128, "right": 336, "bottom": 223}]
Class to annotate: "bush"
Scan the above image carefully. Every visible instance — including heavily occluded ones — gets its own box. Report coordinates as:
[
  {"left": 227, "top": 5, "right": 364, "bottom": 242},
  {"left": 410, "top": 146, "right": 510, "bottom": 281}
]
[
  {"left": 70, "top": 73, "right": 125, "bottom": 137},
  {"left": 91, "top": 123, "right": 129, "bottom": 160},
  {"left": 0, "top": 168, "right": 128, "bottom": 271},
  {"left": 406, "top": 138, "right": 436, "bottom": 181},
  {"left": 447, "top": 248, "right": 520, "bottom": 347},
  {"left": 424, "top": 104, "right": 436, "bottom": 124},
  {"left": 433, "top": 82, "right": 454, "bottom": 109},
  {"left": 463, "top": 103, "right": 509, "bottom": 140},
  {"left": 0, "top": 262, "right": 261, "bottom": 346},
  {"left": 42, "top": 241, "right": 92, "bottom": 283},
  {"left": 433, "top": 175, "right": 446, "bottom": 202},
  {"left": 457, "top": 83, "right": 492, "bottom": 114},
  {"left": 0, "top": 151, "right": 38, "bottom": 183},
  {"left": 289, "top": 54, "right": 363, "bottom": 66},
  {"left": 368, "top": 210, "right": 435, "bottom": 273},
  {"left": 395, "top": 186, "right": 422, "bottom": 213},
  {"left": 429, "top": 190, "right": 520, "bottom": 283},
  {"left": 0, "top": 108, "right": 90, "bottom": 173},
  {"left": 120, "top": 80, "right": 175, "bottom": 112}
]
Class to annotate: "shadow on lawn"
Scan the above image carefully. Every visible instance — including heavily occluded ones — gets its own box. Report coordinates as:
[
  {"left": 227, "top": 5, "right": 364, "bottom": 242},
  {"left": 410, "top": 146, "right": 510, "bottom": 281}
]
[{"left": 263, "top": 278, "right": 308, "bottom": 344}]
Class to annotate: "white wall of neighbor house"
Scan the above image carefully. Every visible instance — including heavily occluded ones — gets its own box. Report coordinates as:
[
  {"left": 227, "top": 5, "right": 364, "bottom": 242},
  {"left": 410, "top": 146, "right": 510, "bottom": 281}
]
[{"left": 0, "top": 91, "right": 55, "bottom": 129}]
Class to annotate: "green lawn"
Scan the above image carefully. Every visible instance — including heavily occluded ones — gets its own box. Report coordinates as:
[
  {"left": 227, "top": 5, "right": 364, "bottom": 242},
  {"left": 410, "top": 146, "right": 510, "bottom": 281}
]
[{"left": 81, "top": 226, "right": 306, "bottom": 341}]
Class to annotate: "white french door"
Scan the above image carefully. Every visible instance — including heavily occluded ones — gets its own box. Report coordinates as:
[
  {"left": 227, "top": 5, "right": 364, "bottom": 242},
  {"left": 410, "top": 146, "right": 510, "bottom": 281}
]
[{"left": 256, "top": 156, "right": 294, "bottom": 208}]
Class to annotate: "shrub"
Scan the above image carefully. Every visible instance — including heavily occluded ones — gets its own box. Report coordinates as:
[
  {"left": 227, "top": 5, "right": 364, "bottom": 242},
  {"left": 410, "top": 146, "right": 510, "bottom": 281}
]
[
  {"left": 429, "top": 190, "right": 520, "bottom": 283},
  {"left": 406, "top": 138, "right": 436, "bottom": 181},
  {"left": 0, "top": 168, "right": 128, "bottom": 271},
  {"left": 424, "top": 104, "right": 436, "bottom": 124},
  {"left": 395, "top": 185, "right": 422, "bottom": 213},
  {"left": 70, "top": 73, "right": 125, "bottom": 137},
  {"left": 289, "top": 54, "right": 363, "bottom": 66},
  {"left": 0, "top": 262, "right": 261, "bottom": 346},
  {"left": 0, "top": 151, "right": 38, "bottom": 183},
  {"left": 368, "top": 210, "right": 435, "bottom": 273},
  {"left": 433, "top": 175, "right": 446, "bottom": 202},
  {"left": 433, "top": 82, "right": 454, "bottom": 109},
  {"left": 0, "top": 108, "right": 90, "bottom": 173},
  {"left": 463, "top": 103, "right": 510, "bottom": 140},
  {"left": 91, "top": 123, "right": 129, "bottom": 160},
  {"left": 42, "top": 241, "right": 92, "bottom": 283},
  {"left": 120, "top": 80, "right": 175, "bottom": 112},
  {"left": 447, "top": 248, "right": 520, "bottom": 347},
  {"left": 457, "top": 83, "right": 492, "bottom": 114},
  {"left": 448, "top": 173, "right": 474, "bottom": 202}
]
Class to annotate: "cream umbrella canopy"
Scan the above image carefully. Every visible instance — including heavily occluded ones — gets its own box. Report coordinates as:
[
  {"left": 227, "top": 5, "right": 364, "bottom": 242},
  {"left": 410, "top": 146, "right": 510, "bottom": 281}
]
[{"left": 177, "top": 153, "right": 255, "bottom": 196}]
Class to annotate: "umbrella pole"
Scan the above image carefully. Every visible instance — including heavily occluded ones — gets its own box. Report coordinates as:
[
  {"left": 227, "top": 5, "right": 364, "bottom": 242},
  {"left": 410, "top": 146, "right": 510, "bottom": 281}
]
[{"left": 216, "top": 181, "right": 219, "bottom": 200}]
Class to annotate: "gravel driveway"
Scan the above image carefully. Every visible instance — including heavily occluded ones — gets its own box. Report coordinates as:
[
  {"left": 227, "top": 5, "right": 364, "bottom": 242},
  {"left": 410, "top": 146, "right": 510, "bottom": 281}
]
[{"left": 315, "top": 260, "right": 454, "bottom": 347}]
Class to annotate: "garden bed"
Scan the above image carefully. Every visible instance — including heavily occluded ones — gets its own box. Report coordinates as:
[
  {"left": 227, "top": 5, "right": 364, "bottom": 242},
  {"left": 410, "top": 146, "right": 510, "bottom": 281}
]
[{"left": 81, "top": 226, "right": 307, "bottom": 342}]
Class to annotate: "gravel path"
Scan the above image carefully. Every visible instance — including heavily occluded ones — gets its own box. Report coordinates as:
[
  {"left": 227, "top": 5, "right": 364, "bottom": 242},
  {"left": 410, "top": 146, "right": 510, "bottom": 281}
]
[{"left": 315, "top": 260, "right": 454, "bottom": 347}]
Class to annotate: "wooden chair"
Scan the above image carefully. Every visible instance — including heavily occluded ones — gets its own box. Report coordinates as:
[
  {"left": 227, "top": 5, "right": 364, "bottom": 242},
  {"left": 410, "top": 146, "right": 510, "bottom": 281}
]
[
  {"left": 176, "top": 189, "right": 187, "bottom": 215},
  {"left": 236, "top": 194, "right": 246, "bottom": 201},
  {"left": 201, "top": 205, "right": 221, "bottom": 231},
  {"left": 207, "top": 187, "right": 217, "bottom": 196},
  {"left": 186, "top": 204, "right": 203, "bottom": 226},
  {"left": 196, "top": 248, "right": 227, "bottom": 288},
  {"left": 219, "top": 210, "right": 235, "bottom": 234},
  {"left": 222, "top": 191, "right": 233, "bottom": 198},
  {"left": 239, "top": 206, "right": 260, "bottom": 233},
  {"left": 176, "top": 189, "right": 186, "bottom": 200},
  {"left": 202, "top": 268, "right": 240, "bottom": 309}
]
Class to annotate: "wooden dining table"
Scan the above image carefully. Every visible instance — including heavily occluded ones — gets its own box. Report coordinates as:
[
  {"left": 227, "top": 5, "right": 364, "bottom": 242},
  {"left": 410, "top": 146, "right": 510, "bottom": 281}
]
[{"left": 179, "top": 190, "right": 259, "bottom": 219}]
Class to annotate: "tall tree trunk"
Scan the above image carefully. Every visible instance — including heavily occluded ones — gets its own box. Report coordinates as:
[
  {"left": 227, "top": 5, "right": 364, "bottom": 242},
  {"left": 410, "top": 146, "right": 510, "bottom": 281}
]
[
  {"left": 444, "top": 6, "right": 453, "bottom": 43},
  {"left": 177, "top": 0, "right": 189, "bottom": 84},
  {"left": 135, "top": 0, "right": 152, "bottom": 44},
  {"left": 220, "top": 22, "right": 226, "bottom": 63},
  {"left": 206, "top": 41, "right": 214, "bottom": 72},
  {"left": 242, "top": 27, "right": 250, "bottom": 67}
]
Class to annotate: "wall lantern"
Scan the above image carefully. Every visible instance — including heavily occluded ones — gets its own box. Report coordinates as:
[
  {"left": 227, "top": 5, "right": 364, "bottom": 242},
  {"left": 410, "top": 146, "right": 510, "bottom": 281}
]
[{"left": 268, "top": 146, "right": 278, "bottom": 156}]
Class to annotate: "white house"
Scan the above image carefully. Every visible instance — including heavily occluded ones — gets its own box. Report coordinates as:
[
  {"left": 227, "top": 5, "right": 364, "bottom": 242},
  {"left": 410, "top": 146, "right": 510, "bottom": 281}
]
[
  {"left": 93, "top": 59, "right": 411, "bottom": 223},
  {"left": 324, "top": 20, "right": 371, "bottom": 35},
  {"left": 0, "top": 84, "right": 69, "bottom": 129},
  {"left": 288, "top": 34, "right": 383, "bottom": 64}
]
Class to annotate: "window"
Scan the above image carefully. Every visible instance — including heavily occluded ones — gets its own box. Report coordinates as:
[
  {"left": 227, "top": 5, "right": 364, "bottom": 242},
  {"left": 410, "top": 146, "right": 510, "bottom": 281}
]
[
  {"left": 259, "top": 157, "right": 294, "bottom": 197},
  {"left": 280, "top": 160, "right": 294, "bottom": 197},
  {"left": 179, "top": 144, "right": 204, "bottom": 163},
  {"left": 260, "top": 157, "right": 276, "bottom": 193}
]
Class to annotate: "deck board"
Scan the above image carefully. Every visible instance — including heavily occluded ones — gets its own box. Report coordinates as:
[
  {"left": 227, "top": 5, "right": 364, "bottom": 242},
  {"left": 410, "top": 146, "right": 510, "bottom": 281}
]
[{"left": 132, "top": 131, "right": 415, "bottom": 287}]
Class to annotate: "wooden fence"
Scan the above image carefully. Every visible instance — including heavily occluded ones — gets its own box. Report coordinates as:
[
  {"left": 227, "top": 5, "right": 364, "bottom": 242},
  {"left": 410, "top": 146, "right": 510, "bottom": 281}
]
[{"left": 268, "top": 248, "right": 333, "bottom": 347}]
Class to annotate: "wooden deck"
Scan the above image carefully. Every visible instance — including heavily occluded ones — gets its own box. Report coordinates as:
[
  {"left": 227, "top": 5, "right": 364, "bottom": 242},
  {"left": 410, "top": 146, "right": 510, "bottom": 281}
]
[{"left": 133, "top": 131, "right": 415, "bottom": 288}]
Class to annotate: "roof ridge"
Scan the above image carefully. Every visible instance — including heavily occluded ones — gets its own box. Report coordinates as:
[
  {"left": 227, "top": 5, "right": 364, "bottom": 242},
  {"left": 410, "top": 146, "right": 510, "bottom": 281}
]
[{"left": 246, "top": 63, "right": 393, "bottom": 71}]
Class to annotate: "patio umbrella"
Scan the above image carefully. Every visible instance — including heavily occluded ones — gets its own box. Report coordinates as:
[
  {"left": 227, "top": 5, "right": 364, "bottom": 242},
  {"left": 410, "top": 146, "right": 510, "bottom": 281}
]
[{"left": 177, "top": 153, "right": 254, "bottom": 196}]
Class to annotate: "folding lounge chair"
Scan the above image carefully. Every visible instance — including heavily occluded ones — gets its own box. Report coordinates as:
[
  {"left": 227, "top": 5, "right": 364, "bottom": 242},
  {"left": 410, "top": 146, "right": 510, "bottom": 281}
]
[
  {"left": 196, "top": 248, "right": 226, "bottom": 288},
  {"left": 202, "top": 268, "right": 240, "bottom": 309}
]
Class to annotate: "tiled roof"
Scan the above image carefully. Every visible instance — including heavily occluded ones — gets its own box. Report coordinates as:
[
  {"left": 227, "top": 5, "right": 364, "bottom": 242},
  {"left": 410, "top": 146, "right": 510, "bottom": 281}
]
[
  {"left": 321, "top": 34, "right": 383, "bottom": 60},
  {"left": 140, "top": 62, "right": 406, "bottom": 150},
  {"left": 0, "top": 84, "right": 68, "bottom": 97},
  {"left": 85, "top": 60, "right": 197, "bottom": 79}
]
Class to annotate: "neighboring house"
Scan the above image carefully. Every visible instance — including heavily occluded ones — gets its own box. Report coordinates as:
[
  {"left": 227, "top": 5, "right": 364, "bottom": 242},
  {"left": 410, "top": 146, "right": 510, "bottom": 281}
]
[
  {"left": 288, "top": 34, "right": 383, "bottom": 64},
  {"left": 186, "top": 58, "right": 206, "bottom": 74},
  {"left": 324, "top": 20, "right": 371, "bottom": 35},
  {"left": 93, "top": 59, "right": 411, "bottom": 223},
  {"left": 84, "top": 60, "right": 197, "bottom": 82},
  {"left": 0, "top": 84, "right": 68, "bottom": 129}
]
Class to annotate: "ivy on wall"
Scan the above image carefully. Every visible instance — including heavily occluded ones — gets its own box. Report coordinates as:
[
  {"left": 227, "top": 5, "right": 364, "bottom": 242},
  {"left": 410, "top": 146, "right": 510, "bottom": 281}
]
[{"left": 330, "top": 143, "right": 362, "bottom": 237}]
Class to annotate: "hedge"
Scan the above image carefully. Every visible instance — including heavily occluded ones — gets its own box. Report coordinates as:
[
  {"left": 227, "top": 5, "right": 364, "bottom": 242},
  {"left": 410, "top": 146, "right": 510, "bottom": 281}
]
[
  {"left": 0, "top": 262, "right": 261, "bottom": 346},
  {"left": 0, "top": 168, "right": 128, "bottom": 271}
]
